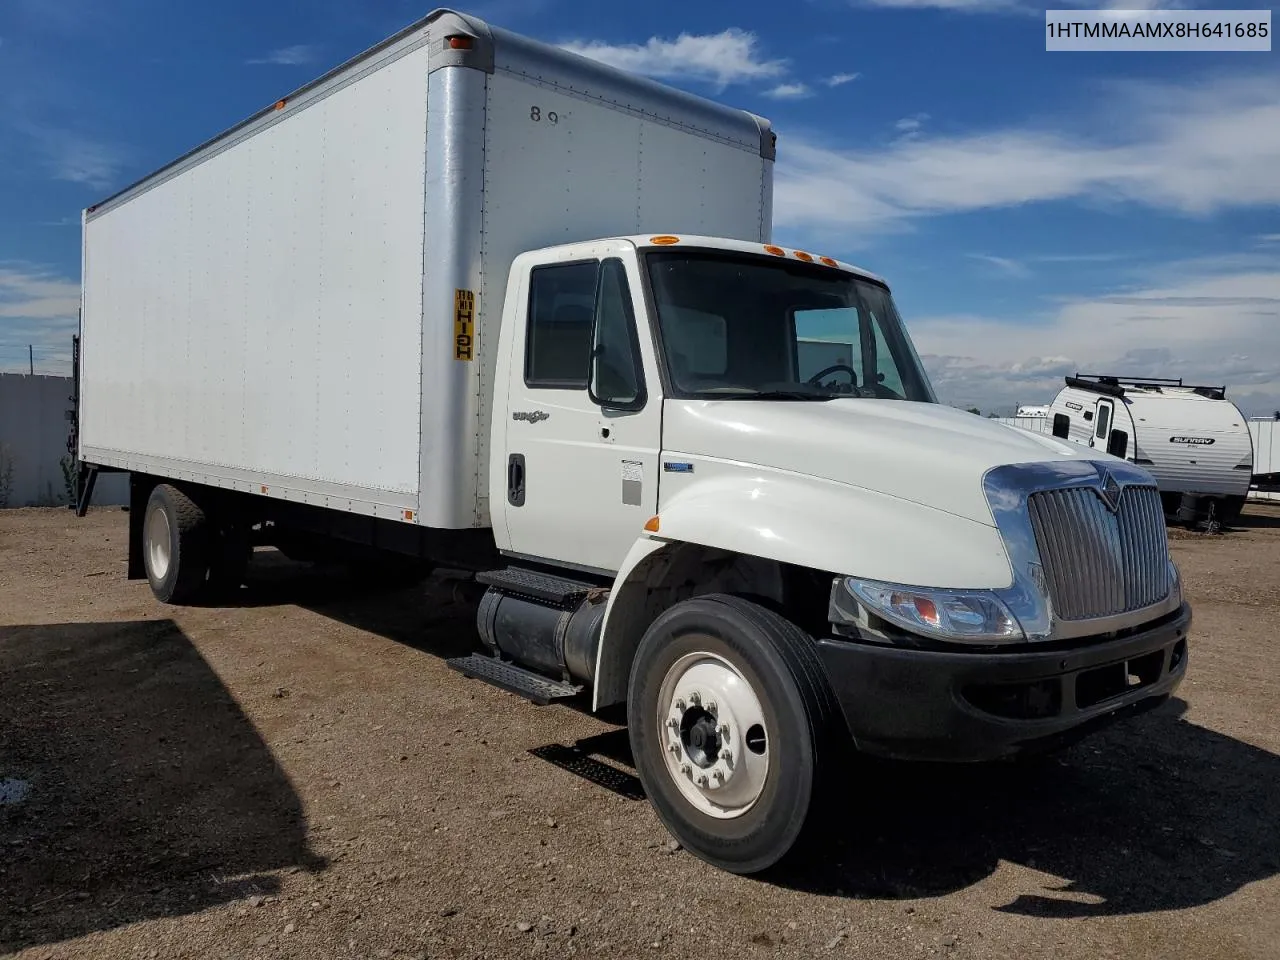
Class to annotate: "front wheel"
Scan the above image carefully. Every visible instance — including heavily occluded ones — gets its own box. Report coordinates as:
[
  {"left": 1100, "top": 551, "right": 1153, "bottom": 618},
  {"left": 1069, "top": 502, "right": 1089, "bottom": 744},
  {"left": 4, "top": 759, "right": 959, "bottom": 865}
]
[{"left": 627, "top": 595, "right": 842, "bottom": 874}]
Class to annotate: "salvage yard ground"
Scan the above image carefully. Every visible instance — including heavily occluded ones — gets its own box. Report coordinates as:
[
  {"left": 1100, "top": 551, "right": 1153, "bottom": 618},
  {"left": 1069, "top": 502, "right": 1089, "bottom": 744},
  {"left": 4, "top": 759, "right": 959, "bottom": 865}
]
[{"left": 2, "top": 505, "right": 1279, "bottom": 960}]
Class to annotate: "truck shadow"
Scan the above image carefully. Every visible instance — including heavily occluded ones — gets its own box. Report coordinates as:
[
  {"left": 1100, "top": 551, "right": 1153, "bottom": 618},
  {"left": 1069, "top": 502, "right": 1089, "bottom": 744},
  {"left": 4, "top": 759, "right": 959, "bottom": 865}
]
[
  {"left": 772, "top": 697, "right": 1280, "bottom": 916},
  {"left": 224, "top": 549, "right": 480, "bottom": 660},
  {"left": 1231, "top": 504, "right": 1280, "bottom": 529},
  {"left": 0, "top": 620, "right": 325, "bottom": 955}
]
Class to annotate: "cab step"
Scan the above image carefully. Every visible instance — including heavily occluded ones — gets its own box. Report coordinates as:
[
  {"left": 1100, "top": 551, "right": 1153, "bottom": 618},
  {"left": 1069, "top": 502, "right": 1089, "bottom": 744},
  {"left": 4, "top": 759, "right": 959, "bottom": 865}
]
[
  {"left": 446, "top": 654, "right": 582, "bottom": 706},
  {"left": 475, "top": 567, "right": 598, "bottom": 607}
]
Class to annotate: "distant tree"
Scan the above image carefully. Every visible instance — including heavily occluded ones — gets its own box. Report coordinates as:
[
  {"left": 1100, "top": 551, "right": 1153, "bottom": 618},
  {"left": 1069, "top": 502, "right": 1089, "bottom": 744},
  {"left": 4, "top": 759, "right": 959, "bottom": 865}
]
[
  {"left": 987, "top": 412, "right": 999, "bottom": 418},
  {"left": 966, "top": 407, "right": 981, "bottom": 415}
]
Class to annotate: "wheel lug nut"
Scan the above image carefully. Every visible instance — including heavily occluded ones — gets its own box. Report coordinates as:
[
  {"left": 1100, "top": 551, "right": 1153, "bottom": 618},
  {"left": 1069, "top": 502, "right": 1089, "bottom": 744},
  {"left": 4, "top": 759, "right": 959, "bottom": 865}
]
[
  {"left": 718, "top": 723, "right": 730, "bottom": 739},
  {"left": 668, "top": 743, "right": 680, "bottom": 755},
  {"left": 713, "top": 769, "right": 725, "bottom": 782},
  {"left": 720, "top": 749, "right": 733, "bottom": 765},
  {"left": 706, "top": 700, "right": 717, "bottom": 716},
  {"left": 689, "top": 692, "right": 701, "bottom": 706},
  {"left": 697, "top": 774, "right": 709, "bottom": 787},
  {"left": 674, "top": 699, "right": 686, "bottom": 712},
  {"left": 667, "top": 718, "right": 679, "bottom": 731},
  {"left": 680, "top": 762, "right": 692, "bottom": 776}
]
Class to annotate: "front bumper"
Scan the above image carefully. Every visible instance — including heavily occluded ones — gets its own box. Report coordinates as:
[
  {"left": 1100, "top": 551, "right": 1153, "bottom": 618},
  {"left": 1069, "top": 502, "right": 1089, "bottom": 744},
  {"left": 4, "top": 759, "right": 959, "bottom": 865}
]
[{"left": 816, "top": 603, "right": 1191, "bottom": 762}]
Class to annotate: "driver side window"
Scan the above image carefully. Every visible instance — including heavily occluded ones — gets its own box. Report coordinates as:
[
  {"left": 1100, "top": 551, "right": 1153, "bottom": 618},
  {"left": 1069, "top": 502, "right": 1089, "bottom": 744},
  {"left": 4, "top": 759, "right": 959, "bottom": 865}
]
[{"left": 589, "top": 259, "right": 645, "bottom": 408}]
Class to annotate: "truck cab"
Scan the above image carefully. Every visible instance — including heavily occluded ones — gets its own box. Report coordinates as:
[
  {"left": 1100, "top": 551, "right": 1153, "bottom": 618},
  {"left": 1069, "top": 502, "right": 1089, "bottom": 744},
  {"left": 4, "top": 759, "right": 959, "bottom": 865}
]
[{"left": 475, "top": 233, "right": 1190, "bottom": 873}]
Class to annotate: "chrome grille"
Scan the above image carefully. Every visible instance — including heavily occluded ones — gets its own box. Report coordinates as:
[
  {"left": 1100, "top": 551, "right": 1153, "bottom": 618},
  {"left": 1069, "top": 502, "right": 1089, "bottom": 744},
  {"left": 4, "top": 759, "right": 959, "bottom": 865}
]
[{"left": 1027, "top": 485, "right": 1170, "bottom": 621}]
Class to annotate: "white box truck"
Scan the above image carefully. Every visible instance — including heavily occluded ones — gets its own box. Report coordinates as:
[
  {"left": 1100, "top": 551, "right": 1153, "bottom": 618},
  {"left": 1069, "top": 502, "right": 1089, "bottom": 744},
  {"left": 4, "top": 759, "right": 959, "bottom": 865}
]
[{"left": 75, "top": 8, "right": 1191, "bottom": 875}]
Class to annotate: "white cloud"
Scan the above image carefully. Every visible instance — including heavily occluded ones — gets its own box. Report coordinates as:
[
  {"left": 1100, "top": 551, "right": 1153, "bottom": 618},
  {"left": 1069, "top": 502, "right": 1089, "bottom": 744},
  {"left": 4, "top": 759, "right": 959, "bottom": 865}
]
[
  {"left": 0, "top": 264, "right": 80, "bottom": 374},
  {"left": 826, "top": 72, "right": 861, "bottom": 87},
  {"left": 766, "top": 83, "right": 812, "bottom": 100},
  {"left": 18, "top": 125, "right": 126, "bottom": 190},
  {"left": 968, "top": 254, "right": 1030, "bottom": 277},
  {"left": 774, "top": 73, "right": 1280, "bottom": 234},
  {"left": 560, "top": 28, "right": 785, "bottom": 89},
  {"left": 0, "top": 264, "right": 80, "bottom": 320},
  {"left": 909, "top": 259, "right": 1280, "bottom": 415},
  {"left": 893, "top": 112, "right": 931, "bottom": 137},
  {"left": 247, "top": 44, "right": 319, "bottom": 66},
  {"left": 1258, "top": 234, "right": 1280, "bottom": 245}
]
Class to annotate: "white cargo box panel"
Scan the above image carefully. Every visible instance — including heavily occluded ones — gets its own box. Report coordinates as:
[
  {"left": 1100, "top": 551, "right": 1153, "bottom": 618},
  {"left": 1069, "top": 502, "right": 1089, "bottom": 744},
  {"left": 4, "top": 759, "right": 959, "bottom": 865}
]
[{"left": 80, "top": 8, "right": 774, "bottom": 529}]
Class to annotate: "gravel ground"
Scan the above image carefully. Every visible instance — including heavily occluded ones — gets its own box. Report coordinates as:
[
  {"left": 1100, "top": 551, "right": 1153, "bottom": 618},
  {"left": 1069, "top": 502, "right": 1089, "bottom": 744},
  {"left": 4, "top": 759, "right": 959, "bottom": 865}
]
[{"left": 2, "top": 504, "right": 1278, "bottom": 960}]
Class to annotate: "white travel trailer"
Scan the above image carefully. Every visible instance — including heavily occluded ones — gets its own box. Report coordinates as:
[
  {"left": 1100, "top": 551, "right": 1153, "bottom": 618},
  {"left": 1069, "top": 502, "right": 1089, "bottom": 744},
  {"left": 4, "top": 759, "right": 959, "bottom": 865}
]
[{"left": 1046, "top": 375, "right": 1254, "bottom": 523}]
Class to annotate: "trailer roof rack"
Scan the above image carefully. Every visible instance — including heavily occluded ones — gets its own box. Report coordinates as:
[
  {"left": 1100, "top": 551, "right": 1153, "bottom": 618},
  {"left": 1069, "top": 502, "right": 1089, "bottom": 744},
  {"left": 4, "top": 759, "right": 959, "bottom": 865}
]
[
  {"left": 1064, "top": 374, "right": 1125, "bottom": 398},
  {"left": 1069, "top": 373, "right": 1227, "bottom": 400}
]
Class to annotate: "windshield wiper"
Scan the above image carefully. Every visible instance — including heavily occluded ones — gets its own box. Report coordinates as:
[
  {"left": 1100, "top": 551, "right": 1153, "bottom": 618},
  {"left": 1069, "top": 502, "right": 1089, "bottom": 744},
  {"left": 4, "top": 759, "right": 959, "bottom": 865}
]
[{"left": 719, "top": 388, "right": 838, "bottom": 401}]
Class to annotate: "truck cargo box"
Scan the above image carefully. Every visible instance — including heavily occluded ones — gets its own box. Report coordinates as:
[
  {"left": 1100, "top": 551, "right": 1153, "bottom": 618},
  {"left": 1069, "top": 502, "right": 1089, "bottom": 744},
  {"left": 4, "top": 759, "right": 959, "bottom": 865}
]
[{"left": 80, "top": 8, "right": 774, "bottom": 530}]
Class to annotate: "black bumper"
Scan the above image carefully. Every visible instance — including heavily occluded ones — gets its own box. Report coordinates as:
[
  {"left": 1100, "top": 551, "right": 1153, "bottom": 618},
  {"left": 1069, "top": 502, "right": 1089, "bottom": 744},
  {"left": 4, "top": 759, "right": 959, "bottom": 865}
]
[{"left": 816, "top": 603, "right": 1191, "bottom": 762}]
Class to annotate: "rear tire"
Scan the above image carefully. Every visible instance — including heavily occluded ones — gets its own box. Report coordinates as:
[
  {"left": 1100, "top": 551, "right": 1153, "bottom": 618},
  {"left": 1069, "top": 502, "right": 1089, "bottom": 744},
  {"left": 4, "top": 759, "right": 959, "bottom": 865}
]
[
  {"left": 142, "top": 484, "right": 212, "bottom": 604},
  {"left": 627, "top": 594, "right": 841, "bottom": 875}
]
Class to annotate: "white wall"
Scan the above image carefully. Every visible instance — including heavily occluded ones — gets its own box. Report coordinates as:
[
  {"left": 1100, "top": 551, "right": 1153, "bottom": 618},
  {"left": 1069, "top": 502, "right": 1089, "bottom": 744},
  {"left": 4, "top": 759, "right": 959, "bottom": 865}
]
[{"left": 0, "top": 374, "right": 128, "bottom": 508}]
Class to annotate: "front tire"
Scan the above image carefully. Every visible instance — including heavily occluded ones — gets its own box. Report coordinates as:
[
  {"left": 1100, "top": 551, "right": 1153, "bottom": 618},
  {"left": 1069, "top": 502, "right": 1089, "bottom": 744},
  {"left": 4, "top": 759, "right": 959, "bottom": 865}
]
[
  {"left": 143, "top": 483, "right": 212, "bottom": 604},
  {"left": 627, "top": 595, "right": 841, "bottom": 875}
]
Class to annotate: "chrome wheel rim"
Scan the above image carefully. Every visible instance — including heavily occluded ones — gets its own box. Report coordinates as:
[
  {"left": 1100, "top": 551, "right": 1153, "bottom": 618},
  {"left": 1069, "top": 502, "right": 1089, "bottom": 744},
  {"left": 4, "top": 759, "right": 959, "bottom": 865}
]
[
  {"left": 144, "top": 502, "right": 171, "bottom": 581},
  {"left": 656, "top": 646, "right": 770, "bottom": 819}
]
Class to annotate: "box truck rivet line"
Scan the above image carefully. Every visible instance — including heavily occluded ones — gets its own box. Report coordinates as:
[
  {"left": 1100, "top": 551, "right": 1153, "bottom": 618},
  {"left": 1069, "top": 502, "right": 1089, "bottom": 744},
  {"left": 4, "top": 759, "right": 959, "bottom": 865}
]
[{"left": 75, "top": 7, "right": 1191, "bottom": 876}]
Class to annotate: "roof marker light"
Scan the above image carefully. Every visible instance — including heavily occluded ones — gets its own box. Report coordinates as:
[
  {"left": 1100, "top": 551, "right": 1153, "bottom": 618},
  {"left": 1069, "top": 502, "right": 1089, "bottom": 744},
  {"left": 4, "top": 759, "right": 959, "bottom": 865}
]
[
  {"left": 649, "top": 235, "right": 681, "bottom": 245},
  {"left": 820, "top": 256, "right": 839, "bottom": 267},
  {"left": 763, "top": 245, "right": 786, "bottom": 257},
  {"left": 644, "top": 515, "right": 661, "bottom": 532},
  {"left": 794, "top": 251, "right": 814, "bottom": 262},
  {"left": 447, "top": 35, "right": 474, "bottom": 50}
]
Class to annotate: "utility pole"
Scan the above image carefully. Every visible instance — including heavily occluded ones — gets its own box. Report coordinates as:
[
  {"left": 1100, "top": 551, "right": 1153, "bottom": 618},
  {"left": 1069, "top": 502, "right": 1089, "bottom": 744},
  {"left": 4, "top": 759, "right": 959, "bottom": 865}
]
[{"left": 29, "top": 344, "right": 34, "bottom": 375}]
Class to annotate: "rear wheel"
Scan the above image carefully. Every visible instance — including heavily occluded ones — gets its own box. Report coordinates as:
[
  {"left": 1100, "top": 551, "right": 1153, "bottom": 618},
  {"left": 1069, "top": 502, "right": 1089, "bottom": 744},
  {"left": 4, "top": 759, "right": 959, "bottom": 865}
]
[
  {"left": 627, "top": 594, "right": 841, "bottom": 874},
  {"left": 143, "top": 483, "right": 212, "bottom": 604}
]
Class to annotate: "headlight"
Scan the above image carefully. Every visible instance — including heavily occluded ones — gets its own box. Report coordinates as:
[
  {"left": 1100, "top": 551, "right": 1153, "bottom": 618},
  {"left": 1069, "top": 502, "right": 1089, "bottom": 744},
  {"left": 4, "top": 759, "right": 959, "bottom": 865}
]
[{"left": 843, "top": 577, "right": 1024, "bottom": 643}]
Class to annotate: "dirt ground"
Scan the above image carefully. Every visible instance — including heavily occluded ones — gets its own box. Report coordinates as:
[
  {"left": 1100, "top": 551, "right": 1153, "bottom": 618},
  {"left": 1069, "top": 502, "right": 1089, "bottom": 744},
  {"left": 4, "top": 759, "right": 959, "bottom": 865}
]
[{"left": 2, "top": 504, "right": 1278, "bottom": 960}]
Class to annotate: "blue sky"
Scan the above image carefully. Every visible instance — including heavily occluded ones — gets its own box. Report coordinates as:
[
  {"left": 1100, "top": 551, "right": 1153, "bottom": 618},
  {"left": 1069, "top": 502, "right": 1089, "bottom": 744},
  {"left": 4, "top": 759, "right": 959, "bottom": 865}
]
[{"left": 1, "top": 0, "right": 1277, "bottom": 413}]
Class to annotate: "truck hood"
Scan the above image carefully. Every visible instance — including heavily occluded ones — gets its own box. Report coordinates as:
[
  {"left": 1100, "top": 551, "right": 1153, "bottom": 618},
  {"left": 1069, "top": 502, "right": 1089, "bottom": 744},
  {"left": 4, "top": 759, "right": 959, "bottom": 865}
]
[{"left": 662, "top": 398, "right": 1102, "bottom": 526}]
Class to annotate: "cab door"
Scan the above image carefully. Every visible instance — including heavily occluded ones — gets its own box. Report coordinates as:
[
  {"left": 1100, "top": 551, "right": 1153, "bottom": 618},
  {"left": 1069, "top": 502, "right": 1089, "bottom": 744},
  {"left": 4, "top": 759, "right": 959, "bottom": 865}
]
[{"left": 499, "top": 249, "right": 661, "bottom": 574}]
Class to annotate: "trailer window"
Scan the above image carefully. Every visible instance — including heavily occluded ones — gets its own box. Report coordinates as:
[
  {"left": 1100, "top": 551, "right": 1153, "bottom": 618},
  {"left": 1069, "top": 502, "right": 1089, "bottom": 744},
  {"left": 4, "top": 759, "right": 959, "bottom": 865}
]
[
  {"left": 1095, "top": 402, "right": 1112, "bottom": 440},
  {"left": 526, "top": 262, "right": 597, "bottom": 388}
]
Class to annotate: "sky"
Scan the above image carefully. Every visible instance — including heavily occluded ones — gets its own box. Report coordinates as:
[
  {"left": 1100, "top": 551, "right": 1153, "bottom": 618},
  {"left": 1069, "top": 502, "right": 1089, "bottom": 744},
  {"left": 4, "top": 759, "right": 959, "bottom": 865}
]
[{"left": 1, "top": 0, "right": 1277, "bottom": 415}]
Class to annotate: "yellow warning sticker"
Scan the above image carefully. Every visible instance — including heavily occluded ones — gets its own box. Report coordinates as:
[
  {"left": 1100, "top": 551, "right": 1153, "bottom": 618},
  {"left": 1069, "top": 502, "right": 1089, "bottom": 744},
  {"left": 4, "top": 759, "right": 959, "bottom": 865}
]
[{"left": 454, "top": 289, "right": 475, "bottom": 361}]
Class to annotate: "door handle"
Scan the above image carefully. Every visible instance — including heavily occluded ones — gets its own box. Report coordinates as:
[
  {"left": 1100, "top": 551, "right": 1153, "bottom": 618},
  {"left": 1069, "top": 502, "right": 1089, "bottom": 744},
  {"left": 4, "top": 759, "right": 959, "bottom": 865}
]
[{"left": 508, "top": 454, "right": 526, "bottom": 507}]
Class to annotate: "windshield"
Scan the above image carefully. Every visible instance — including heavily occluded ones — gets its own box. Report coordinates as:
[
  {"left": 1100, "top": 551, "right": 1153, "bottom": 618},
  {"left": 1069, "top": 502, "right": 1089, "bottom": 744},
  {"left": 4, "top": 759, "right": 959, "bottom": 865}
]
[{"left": 645, "top": 251, "right": 936, "bottom": 402}]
